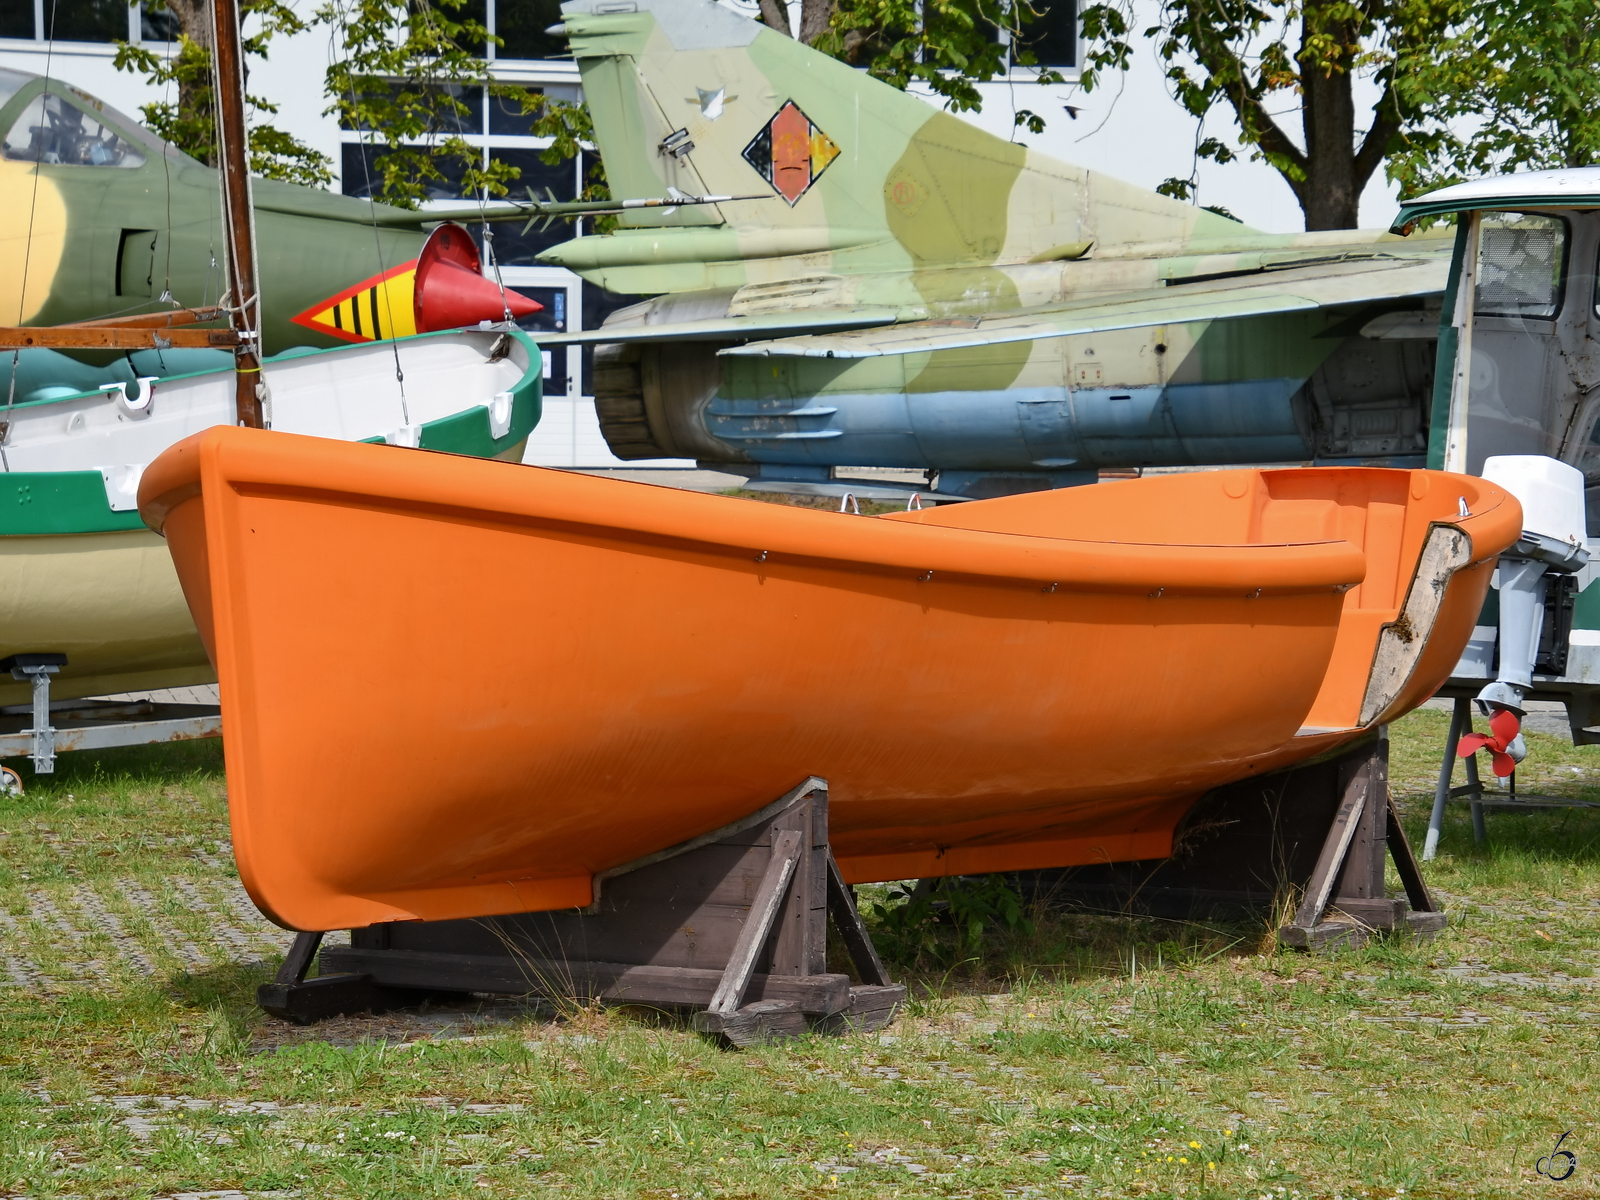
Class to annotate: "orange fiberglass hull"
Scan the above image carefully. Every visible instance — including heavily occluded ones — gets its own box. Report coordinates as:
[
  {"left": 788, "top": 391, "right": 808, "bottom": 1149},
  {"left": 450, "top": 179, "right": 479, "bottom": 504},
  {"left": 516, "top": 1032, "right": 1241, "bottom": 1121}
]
[{"left": 138, "top": 428, "right": 1521, "bottom": 932}]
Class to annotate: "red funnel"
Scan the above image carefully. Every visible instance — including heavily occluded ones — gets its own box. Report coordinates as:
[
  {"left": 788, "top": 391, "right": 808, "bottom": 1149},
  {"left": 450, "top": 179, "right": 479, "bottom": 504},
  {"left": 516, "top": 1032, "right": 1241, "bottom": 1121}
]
[{"left": 413, "top": 222, "right": 542, "bottom": 332}]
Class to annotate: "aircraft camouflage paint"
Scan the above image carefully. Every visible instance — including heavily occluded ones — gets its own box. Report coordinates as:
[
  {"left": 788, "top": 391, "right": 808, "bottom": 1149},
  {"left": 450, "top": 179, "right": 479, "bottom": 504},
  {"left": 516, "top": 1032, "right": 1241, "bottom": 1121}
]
[
  {"left": 0, "top": 67, "right": 540, "bottom": 358},
  {"left": 537, "top": 0, "right": 1456, "bottom": 498}
]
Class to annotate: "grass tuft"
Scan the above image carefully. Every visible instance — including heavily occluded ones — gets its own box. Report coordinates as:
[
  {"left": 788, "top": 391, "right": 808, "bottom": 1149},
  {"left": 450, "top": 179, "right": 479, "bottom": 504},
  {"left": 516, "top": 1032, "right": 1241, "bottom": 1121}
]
[{"left": 0, "top": 712, "right": 1597, "bottom": 1196}]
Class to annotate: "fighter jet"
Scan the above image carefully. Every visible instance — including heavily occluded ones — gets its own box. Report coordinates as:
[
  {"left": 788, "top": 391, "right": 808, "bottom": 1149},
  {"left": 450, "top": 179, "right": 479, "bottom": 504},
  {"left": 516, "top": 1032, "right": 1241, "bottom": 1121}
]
[
  {"left": 536, "top": 0, "right": 1456, "bottom": 500},
  {"left": 0, "top": 66, "right": 547, "bottom": 357}
]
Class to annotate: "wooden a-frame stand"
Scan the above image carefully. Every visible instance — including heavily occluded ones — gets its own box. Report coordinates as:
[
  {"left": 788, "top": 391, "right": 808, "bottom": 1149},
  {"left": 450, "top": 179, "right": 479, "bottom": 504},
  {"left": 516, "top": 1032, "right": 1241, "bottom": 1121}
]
[
  {"left": 1276, "top": 733, "right": 1447, "bottom": 951},
  {"left": 259, "top": 778, "right": 906, "bottom": 1046}
]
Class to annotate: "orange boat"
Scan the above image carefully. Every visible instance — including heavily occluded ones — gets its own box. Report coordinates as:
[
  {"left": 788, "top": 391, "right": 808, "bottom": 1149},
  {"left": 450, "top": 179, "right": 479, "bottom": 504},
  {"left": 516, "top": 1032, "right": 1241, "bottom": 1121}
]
[{"left": 138, "top": 428, "right": 1520, "bottom": 932}]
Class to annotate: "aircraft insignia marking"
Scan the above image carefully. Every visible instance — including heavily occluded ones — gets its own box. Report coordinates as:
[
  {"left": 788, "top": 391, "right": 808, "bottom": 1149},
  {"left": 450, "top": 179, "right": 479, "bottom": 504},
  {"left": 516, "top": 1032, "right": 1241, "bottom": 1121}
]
[
  {"left": 885, "top": 169, "right": 928, "bottom": 216},
  {"left": 290, "top": 260, "right": 419, "bottom": 343},
  {"left": 742, "top": 101, "right": 839, "bottom": 206}
]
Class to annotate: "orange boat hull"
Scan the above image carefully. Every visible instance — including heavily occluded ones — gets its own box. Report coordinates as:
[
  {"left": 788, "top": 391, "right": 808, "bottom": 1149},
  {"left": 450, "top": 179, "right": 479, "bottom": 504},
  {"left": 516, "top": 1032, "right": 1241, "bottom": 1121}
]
[{"left": 139, "top": 429, "right": 1520, "bottom": 931}]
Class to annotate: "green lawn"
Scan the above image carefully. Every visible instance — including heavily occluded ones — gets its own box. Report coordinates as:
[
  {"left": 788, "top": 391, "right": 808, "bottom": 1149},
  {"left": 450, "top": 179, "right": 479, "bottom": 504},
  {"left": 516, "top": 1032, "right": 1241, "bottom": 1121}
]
[{"left": 1, "top": 711, "right": 1597, "bottom": 1198}]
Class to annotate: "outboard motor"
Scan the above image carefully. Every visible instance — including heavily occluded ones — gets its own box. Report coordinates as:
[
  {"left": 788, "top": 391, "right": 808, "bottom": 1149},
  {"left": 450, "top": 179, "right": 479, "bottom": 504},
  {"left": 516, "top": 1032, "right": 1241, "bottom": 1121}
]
[{"left": 1475, "top": 455, "right": 1591, "bottom": 768}]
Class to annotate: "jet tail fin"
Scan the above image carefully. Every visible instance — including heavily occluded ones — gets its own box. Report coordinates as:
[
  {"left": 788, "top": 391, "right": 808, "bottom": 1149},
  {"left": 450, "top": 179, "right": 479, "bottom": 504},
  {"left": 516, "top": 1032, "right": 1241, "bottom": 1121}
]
[{"left": 555, "top": 0, "right": 1254, "bottom": 281}]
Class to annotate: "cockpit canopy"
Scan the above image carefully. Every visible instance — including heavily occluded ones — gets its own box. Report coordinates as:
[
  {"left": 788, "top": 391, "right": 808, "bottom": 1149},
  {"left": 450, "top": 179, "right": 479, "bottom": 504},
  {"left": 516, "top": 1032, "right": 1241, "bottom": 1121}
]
[{"left": 0, "top": 66, "right": 172, "bottom": 169}]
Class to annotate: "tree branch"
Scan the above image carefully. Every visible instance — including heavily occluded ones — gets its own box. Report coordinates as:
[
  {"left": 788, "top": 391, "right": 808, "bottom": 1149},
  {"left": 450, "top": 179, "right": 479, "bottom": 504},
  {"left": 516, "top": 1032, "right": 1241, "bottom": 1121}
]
[
  {"left": 798, "top": 0, "right": 832, "bottom": 44},
  {"left": 1181, "top": 32, "right": 1309, "bottom": 201},
  {"left": 757, "top": 0, "right": 792, "bottom": 36},
  {"left": 1352, "top": 83, "right": 1403, "bottom": 194}
]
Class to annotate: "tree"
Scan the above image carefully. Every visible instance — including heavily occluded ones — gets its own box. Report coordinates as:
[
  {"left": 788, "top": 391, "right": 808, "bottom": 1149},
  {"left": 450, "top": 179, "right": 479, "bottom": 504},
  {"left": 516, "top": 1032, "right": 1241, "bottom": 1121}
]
[
  {"left": 764, "top": 0, "right": 1068, "bottom": 133},
  {"left": 113, "top": 0, "right": 333, "bottom": 186},
  {"left": 1389, "top": 0, "right": 1600, "bottom": 196},
  {"left": 320, "top": 0, "right": 524, "bottom": 208},
  {"left": 120, "top": 0, "right": 1071, "bottom": 205},
  {"left": 1079, "top": 0, "right": 1460, "bottom": 230}
]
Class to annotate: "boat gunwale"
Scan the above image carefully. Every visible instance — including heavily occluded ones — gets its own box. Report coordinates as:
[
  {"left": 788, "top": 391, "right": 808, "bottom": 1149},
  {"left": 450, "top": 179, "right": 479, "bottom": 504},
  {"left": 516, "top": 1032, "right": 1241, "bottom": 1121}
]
[
  {"left": 0, "top": 327, "right": 540, "bottom": 412},
  {"left": 140, "top": 429, "right": 1400, "bottom": 597},
  {"left": 0, "top": 329, "right": 543, "bottom": 537}
]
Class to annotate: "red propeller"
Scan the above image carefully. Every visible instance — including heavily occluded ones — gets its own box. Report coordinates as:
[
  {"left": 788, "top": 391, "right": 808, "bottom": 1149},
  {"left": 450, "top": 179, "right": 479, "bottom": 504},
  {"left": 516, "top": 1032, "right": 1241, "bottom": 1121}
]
[{"left": 1458, "top": 707, "right": 1523, "bottom": 777}]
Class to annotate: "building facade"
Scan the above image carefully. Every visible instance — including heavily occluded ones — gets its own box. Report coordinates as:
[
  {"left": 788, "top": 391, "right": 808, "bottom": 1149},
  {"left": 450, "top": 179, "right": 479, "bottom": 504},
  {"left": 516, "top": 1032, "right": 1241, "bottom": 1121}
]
[{"left": 3, "top": 0, "right": 1220, "bottom": 470}]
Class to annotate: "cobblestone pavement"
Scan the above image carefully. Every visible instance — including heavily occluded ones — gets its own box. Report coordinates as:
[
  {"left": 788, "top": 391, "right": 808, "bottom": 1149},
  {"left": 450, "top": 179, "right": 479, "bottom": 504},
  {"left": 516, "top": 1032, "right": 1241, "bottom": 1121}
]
[{"left": 0, "top": 837, "right": 334, "bottom": 996}]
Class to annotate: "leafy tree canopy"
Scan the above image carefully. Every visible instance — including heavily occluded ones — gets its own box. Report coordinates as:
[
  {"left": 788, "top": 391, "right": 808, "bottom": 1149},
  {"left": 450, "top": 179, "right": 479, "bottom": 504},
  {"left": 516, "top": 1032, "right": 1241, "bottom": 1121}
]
[
  {"left": 113, "top": 0, "right": 333, "bottom": 186},
  {"left": 1079, "top": 0, "right": 1462, "bottom": 230},
  {"left": 1389, "top": 0, "right": 1600, "bottom": 196}
]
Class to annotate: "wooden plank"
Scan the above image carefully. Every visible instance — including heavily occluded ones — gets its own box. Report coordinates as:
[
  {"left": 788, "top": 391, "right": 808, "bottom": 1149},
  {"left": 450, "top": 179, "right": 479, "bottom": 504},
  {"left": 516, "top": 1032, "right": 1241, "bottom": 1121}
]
[
  {"left": 0, "top": 326, "right": 240, "bottom": 349},
  {"left": 62, "top": 306, "right": 226, "bottom": 329},
  {"left": 318, "top": 946, "right": 852, "bottom": 1013},
  {"left": 257, "top": 973, "right": 378, "bottom": 1024},
  {"left": 1278, "top": 919, "right": 1371, "bottom": 952},
  {"left": 1332, "top": 741, "right": 1387, "bottom": 901},
  {"left": 771, "top": 795, "right": 826, "bottom": 977},
  {"left": 814, "top": 984, "right": 907, "bottom": 1034},
  {"left": 1386, "top": 794, "right": 1439, "bottom": 913},
  {"left": 601, "top": 844, "right": 772, "bottom": 908},
  {"left": 827, "top": 854, "right": 891, "bottom": 987},
  {"left": 1289, "top": 760, "right": 1369, "bottom": 930},
  {"left": 708, "top": 829, "right": 801, "bottom": 1014},
  {"left": 1329, "top": 897, "right": 1406, "bottom": 928},
  {"left": 803, "top": 790, "right": 829, "bottom": 973},
  {"left": 390, "top": 901, "right": 767, "bottom": 969},
  {"left": 274, "top": 931, "right": 323, "bottom": 986},
  {"left": 587, "top": 776, "right": 825, "bottom": 904},
  {"left": 693, "top": 1000, "right": 808, "bottom": 1046}
]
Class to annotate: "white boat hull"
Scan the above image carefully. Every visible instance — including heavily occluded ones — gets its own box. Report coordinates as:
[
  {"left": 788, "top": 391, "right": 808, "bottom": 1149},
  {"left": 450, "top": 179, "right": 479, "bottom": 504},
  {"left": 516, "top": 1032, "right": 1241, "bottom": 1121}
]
[{"left": 0, "top": 330, "right": 541, "bottom": 704}]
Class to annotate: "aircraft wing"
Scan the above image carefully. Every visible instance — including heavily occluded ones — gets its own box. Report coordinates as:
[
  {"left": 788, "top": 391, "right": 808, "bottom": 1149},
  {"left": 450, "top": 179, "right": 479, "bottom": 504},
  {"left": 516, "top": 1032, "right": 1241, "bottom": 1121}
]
[
  {"left": 720, "top": 257, "right": 1449, "bottom": 359},
  {"left": 536, "top": 309, "right": 900, "bottom": 345}
]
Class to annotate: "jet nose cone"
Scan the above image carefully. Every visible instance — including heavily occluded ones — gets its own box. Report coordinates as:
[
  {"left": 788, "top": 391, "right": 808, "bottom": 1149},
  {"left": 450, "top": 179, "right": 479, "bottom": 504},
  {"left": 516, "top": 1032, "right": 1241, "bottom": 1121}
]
[
  {"left": 413, "top": 221, "right": 544, "bottom": 332},
  {"left": 416, "top": 258, "right": 543, "bottom": 330}
]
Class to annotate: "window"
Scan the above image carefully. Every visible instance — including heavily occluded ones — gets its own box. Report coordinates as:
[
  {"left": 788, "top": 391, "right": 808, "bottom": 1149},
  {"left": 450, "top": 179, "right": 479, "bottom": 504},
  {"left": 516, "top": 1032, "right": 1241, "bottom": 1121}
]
[
  {"left": 340, "top": 143, "right": 472, "bottom": 201},
  {"left": 924, "top": 0, "right": 1077, "bottom": 74},
  {"left": 2, "top": 91, "right": 145, "bottom": 167},
  {"left": 47, "top": 0, "right": 126, "bottom": 42},
  {"left": 0, "top": 0, "right": 176, "bottom": 43},
  {"left": 339, "top": 85, "right": 587, "bottom": 261},
  {"left": 1475, "top": 212, "right": 1566, "bottom": 319},
  {"left": 494, "top": 0, "right": 566, "bottom": 59},
  {"left": 1016, "top": 0, "right": 1077, "bottom": 69},
  {"left": 339, "top": 83, "right": 485, "bottom": 136},
  {"left": 140, "top": 2, "right": 179, "bottom": 42},
  {"left": 0, "top": 2, "right": 29, "bottom": 38}
]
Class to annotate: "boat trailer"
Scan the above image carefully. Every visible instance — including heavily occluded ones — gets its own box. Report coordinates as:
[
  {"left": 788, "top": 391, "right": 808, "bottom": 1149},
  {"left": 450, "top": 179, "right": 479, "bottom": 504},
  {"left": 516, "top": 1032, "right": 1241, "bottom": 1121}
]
[{"left": 0, "top": 653, "right": 220, "bottom": 788}]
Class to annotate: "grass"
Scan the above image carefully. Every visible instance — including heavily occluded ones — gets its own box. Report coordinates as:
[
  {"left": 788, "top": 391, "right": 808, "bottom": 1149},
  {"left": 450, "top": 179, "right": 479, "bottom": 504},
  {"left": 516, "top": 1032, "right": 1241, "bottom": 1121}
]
[{"left": 0, "top": 712, "right": 1598, "bottom": 1198}]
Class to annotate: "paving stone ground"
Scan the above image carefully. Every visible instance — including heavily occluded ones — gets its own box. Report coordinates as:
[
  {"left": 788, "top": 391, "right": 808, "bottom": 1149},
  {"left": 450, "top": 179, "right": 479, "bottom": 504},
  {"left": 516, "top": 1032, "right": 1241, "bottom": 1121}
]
[{"left": 0, "top": 833, "right": 347, "bottom": 996}]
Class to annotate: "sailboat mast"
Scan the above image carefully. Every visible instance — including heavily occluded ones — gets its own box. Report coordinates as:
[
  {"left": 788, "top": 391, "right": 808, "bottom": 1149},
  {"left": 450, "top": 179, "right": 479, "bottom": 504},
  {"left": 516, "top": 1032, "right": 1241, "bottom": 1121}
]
[{"left": 211, "top": 0, "right": 264, "bottom": 429}]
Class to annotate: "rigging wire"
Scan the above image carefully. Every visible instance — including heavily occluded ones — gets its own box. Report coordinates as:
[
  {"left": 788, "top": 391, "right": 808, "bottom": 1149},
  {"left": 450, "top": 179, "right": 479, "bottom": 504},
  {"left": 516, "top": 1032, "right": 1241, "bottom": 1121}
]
[
  {"left": 4, "top": 0, "right": 63, "bottom": 472},
  {"left": 158, "top": 16, "right": 178, "bottom": 301},
  {"left": 210, "top": 0, "right": 270, "bottom": 424},
  {"left": 331, "top": 0, "right": 409, "bottom": 425},
  {"left": 142, "top": 20, "right": 183, "bottom": 379},
  {"left": 472, "top": 80, "right": 513, "bottom": 325}
]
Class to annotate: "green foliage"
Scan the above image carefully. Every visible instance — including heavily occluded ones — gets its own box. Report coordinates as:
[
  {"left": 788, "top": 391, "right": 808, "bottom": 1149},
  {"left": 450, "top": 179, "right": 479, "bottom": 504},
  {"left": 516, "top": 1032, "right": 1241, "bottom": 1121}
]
[
  {"left": 3, "top": 715, "right": 1600, "bottom": 1195},
  {"left": 1080, "top": 0, "right": 1460, "bottom": 228},
  {"left": 321, "top": 0, "right": 514, "bottom": 209},
  {"left": 112, "top": 0, "right": 333, "bottom": 186},
  {"left": 870, "top": 875, "right": 1035, "bottom": 967},
  {"left": 812, "top": 0, "right": 1062, "bottom": 128},
  {"left": 781, "top": 0, "right": 1065, "bottom": 133},
  {"left": 1390, "top": 0, "right": 1600, "bottom": 195},
  {"left": 493, "top": 86, "right": 615, "bottom": 232}
]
